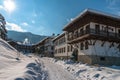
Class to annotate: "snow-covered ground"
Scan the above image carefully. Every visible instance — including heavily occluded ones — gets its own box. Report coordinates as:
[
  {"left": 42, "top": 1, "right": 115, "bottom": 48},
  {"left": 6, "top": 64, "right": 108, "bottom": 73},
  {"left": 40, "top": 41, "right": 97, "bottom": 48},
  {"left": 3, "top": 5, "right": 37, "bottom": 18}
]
[
  {"left": 0, "top": 39, "right": 47, "bottom": 80},
  {"left": 1, "top": 38, "right": 120, "bottom": 80},
  {"left": 40, "top": 57, "right": 75, "bottom": 80},
  {"left": 44, "top": 58, "right": 120, "bottom": 80}
]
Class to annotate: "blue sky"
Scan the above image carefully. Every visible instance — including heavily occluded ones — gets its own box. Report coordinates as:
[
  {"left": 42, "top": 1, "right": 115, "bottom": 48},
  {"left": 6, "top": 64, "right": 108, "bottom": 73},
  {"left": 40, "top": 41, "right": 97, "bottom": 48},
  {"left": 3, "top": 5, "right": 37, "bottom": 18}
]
[{"left": 0, "top": 0, "right": 120, "bottom": 36}]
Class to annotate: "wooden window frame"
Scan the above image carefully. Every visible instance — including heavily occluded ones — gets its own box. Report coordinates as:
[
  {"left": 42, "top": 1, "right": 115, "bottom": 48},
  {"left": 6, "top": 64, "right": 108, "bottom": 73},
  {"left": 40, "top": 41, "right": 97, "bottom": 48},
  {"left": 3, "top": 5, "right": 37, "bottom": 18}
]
[
  {"left": 85, "top": 41, "right": 89, "bottom": 49},
  {"left": 80, "top": 42, "right": 84, "bottom": 50}
]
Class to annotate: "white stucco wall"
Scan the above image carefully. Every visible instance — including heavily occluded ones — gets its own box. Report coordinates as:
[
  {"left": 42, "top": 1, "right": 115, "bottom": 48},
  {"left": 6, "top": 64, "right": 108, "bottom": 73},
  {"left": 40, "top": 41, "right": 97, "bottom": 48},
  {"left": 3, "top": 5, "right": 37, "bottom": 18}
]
[
  {"left": 54, "top": 43, "right": 72, "bottom": 57},
  {"left": 76, "top": 42, "right": 92, "bottom": 55},
  {"left": 89, "top": 40, "right": 120, "bottom": 57},
  {"left": 55, "top": 40, "right": 120, "bottom": 57}
]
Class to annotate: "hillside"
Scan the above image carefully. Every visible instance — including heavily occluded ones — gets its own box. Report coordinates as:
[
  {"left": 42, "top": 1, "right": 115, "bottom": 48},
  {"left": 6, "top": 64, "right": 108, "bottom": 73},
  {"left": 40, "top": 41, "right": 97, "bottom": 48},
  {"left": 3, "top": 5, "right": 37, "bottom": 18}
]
[{"left": 7, "top": 30, "right": 47, "bottom": 44}]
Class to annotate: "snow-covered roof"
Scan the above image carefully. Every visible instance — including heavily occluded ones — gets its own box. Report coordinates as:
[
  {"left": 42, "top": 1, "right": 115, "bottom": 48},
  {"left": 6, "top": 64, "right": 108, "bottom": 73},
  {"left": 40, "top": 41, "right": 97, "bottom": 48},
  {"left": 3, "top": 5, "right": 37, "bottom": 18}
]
[
  {"left": 63, "top": 8, "right": 120, "bottom": 30},
  {"left": 52, "top": 32, "right": 65, "bottom": 42},
  {"left": 34, "top": 37, "right": 48, "bottom": 46},
  {"left": 35, "top": 35, "right": 56, "bottom": 46},
  {"left": 85, "top": 8, "right": 120, "bottom": 19}
]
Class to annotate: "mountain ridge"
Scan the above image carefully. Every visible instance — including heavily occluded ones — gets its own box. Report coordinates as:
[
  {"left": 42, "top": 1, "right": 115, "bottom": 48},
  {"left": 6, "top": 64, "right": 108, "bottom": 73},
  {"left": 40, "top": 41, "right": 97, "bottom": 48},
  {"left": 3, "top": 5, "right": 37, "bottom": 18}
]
[{"left": 7, "top": 30, "right": 47, "bottom": 44}]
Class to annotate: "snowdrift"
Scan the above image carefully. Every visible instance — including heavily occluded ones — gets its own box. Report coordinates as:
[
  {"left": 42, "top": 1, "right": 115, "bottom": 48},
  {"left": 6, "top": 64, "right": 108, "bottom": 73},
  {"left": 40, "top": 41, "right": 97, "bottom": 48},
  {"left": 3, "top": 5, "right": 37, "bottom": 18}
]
[
  {"left": 47, "top": 58, "right": 120, "bottom": 80},
  {"left": 0, "top": 38, "right": 21, "bottom": 69},
  {"left": 14, "top": 59, "right": 48, "bottom": 80},
  {"left": 0, "top": 38, "right": 47, "bottom": 80}
]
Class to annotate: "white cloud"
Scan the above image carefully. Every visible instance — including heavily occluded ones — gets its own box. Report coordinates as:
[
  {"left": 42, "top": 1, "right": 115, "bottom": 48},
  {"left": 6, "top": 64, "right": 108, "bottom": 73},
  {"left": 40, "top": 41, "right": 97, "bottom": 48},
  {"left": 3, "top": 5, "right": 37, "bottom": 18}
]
[
  {"left": 70, "top": 18, "right": 74, "bottom": 21},
  {"left": 33, "top": 13, "right": 37, "bottom": 17},
  {"left": 107, "top": 0, "right": 120, "bottom": 6},
  {"left": 106, "top": 0, "right": 120, "bottom": 15},
  {"left": 106, "top": 0, "right": 115, "bottom": 6},
  {"left": 0, "top": 5, "right": 5, "bottom": 12},
  {"left": 66, "top": 18, "right": 74, "bottom": 22},
  {"left": 31, "top": 20, "right": 35, "bottom": 24},
  {"left": 0, "top": 5, "right": 4, "bottom": 10},
  {"left": 6, "top": 22, "right": 26, "bottom": 32},
  {"left": 21, "top": 22, "right": 29, "bottom": 26}
]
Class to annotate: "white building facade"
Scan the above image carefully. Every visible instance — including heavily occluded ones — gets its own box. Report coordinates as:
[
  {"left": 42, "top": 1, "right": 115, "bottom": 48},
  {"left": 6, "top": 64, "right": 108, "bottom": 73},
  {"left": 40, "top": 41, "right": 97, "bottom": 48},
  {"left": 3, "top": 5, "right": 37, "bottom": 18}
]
[
  {"left": 63, "top": 9, "right": 120, "bottom": 65},
  {"left": 53, "top": 33, "right": 73, "bottom": 59}
]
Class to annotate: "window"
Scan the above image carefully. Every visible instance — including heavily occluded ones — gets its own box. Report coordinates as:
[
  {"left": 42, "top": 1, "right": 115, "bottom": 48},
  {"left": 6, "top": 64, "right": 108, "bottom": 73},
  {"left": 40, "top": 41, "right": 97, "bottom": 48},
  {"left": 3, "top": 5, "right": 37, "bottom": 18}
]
[
  {"left": 55, "top": 49, "right": 57, "bottom": 54},
  {"left": 95, "top": 24, "right": 100, "bottom": 34},
  {"left": 85, "top": 41, "right": 89, "bottom": 49},
  {"left": 75, "top": 30, "right": 78, "bottom": 37},
  {"left": 0, "top": 31, "right": 1, "bottom": 35},
  {"left": 68, "top": 33, "right": 72, "bottom": 40},
  {"left": 64, "top": 47, "right": 66, "bottom": 52},
  {"left": 100, "top": 57, "right": 105, "bottom": 61},
  {"left": 51, "top": 46, "right": 54, "bottom": 50},
  {"left": 58, "top": 49, "right": 60, "bottom": 53},
  {"left": 63, "top": 37, "right": 66, "bottom": 43},
  {"left": 67, "top": 46, "right": 70, "bottom": 52},
  {"left": 80, "top": 42, "right": 84, "bottom": 50},
  {"left": 54, "top": 41, "right": 57, "bottom": 46},
  {"left": 60, "top": 48, "right": 62, "bottom": 53},
  {"left": 118, "top": 29, "right": 120, "bottom": 37},
  {"left": 102, "top": 26, "right": 107, "bottom": 32},
  {"left": 109, "top": 27, "right": 113, "bottom": 31},
  {"left": 80, "top": 28, "right": 84, "bottom": 36},
  {"left": 62, "top": 48, "right": 64, "bottom": 53},
  {"left": 86, "top": 25, "right": 90, "bottom": 33},
  {"left": 71, "top": 45, "right": 73, "bottom": 51}
]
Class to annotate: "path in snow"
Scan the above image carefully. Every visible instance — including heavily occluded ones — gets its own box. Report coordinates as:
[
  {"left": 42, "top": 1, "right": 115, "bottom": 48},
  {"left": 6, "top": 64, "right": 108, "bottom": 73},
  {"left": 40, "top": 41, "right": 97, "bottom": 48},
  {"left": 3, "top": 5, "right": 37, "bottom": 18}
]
[{"left": 41, "top": 57, "right": 75, "bottom": 80}]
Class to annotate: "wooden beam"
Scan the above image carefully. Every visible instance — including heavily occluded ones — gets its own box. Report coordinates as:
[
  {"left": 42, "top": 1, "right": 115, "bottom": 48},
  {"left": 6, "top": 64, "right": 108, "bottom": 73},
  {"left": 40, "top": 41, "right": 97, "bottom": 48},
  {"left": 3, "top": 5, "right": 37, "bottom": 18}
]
[
  {"left": 74, "top": 44, "right": 79, "bottom": 48},
  {"left": 117, "top": 44, "right": 120, "bottom": 48},
  {"left": 93, "top": 40, "right": 97, "bottom": 45},
  {"left": 101, "top": 41, "right": 105, "bottom": 46},
  {"left": 88, "top": 40, "right": 92, "bottom": 45},
  {"left": 109, "top": 42, "right": 114, "bottom": 48},
  {"left": 85, "top": 40, "right": 89, "bottom": 45}
]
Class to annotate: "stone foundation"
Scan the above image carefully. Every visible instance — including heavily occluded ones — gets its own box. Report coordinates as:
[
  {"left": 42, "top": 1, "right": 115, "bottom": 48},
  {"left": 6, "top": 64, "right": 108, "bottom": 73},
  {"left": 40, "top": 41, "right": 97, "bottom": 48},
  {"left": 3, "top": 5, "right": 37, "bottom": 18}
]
[
  {"left": 78, "top": 55, "right": 92, "bottom": 64},
  {"left": 55, "top": 56, "right": 71, "bottom": 60},
  {"left": 55, "top": 55, "right": 120, "bottom": 65},
  {"left": 78, "top": 55, "right": 120, "bottom": 66}
]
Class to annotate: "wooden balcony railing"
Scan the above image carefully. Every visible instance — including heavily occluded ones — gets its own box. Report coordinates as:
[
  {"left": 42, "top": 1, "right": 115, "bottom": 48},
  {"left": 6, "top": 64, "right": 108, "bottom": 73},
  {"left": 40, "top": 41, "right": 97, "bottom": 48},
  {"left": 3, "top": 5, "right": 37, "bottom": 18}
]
[{"left": 67, "top": 29, "right": 120, "bottom": 41}]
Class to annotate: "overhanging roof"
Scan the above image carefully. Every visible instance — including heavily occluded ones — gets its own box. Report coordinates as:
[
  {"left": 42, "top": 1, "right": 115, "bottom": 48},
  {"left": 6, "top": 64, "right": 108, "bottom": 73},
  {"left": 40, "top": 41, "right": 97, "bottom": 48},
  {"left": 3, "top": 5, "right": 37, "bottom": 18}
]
[
  {"left": 63, "top": 8, "right": 120, "bottom": 31},
  {"left": 52, "top": 32, "right": 65, "bottom": 42}
]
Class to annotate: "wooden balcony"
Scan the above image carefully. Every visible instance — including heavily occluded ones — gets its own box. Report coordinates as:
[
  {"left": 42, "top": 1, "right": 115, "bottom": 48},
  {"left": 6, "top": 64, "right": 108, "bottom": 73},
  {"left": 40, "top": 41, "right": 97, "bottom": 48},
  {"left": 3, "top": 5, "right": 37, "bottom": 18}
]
[{"left": 67, "top": 29, "right": 120, "bottom": 44}]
